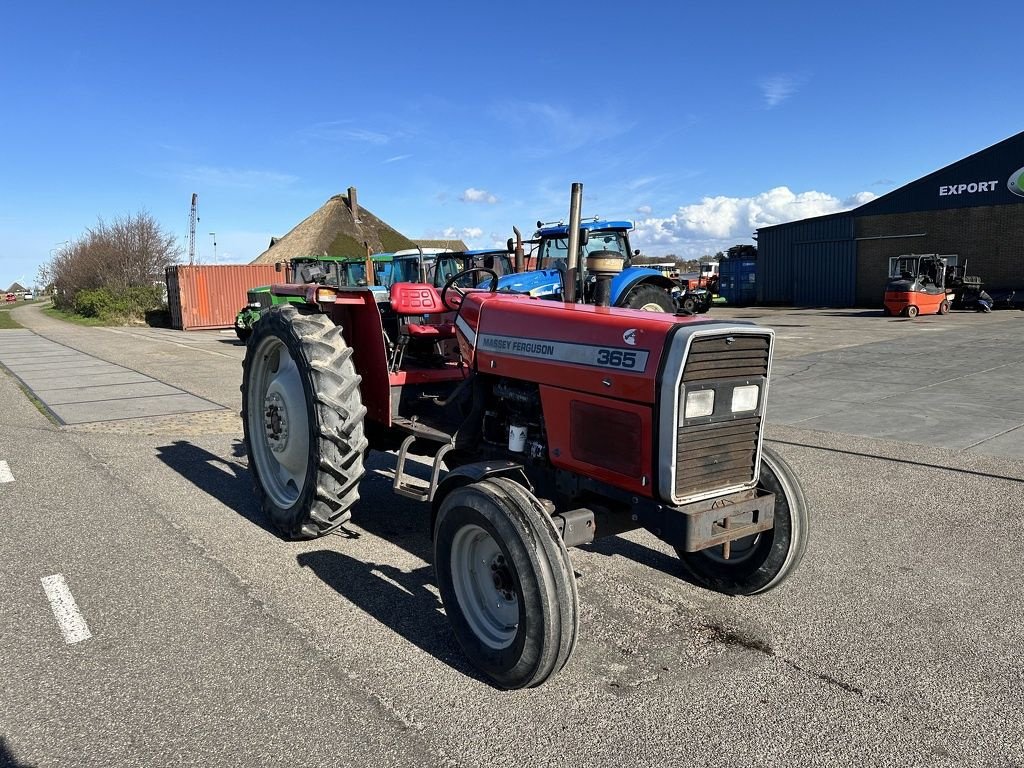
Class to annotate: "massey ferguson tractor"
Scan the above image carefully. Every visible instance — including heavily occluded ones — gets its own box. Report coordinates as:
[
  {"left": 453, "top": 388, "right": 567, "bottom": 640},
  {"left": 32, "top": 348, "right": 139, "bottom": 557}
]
[{"left": 241, "top": 184, "right": 809, "bottom": 689}]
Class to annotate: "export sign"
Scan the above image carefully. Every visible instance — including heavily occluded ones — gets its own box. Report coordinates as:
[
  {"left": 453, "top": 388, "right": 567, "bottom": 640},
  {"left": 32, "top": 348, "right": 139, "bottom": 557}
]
[{"left": 938, "top": 166, "right": 1024, "bottom": 198}]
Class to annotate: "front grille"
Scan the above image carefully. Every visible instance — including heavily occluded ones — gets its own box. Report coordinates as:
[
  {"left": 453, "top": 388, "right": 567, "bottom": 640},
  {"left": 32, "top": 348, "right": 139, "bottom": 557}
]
[
  {"left": 248, "top": 290, "right": 271, "bottom": 310},
  {"left": 682, "top": 335, "right": 770, "bottom": 383},
  {"left": 674, "top": 334, "right": 770, "bottom": 501}
]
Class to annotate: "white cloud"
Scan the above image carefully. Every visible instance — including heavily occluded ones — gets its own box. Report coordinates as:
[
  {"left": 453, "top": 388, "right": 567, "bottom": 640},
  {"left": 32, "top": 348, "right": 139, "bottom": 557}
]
[
  {"left": 636, "top": 205, "right": 653, "bottom": 215},
  {"left": 631, "top": 186, "right": 875, "bottom": 257},
  {"left": 384, "top": 154, "right": 412, "bottom": 163},
  {"left": 460, "top": 187, "right": 498, "bottom": 204},
  {"left": 174, "top": 166, "right": 298, "bottom": 189},
  {"left": 298, "top": 120, "right": 395, "bottom": 145},
  {"left": 760, "top": 75, "right": 800, "bottom": 108},
  {"left": 439, "top": 226, "right": 484, "bottom": 241}
]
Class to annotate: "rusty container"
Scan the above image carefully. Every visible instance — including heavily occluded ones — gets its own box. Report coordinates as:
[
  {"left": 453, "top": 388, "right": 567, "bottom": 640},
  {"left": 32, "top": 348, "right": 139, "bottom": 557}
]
[{"left": 165, "top": 264, "right": 279, "bottom": 330}]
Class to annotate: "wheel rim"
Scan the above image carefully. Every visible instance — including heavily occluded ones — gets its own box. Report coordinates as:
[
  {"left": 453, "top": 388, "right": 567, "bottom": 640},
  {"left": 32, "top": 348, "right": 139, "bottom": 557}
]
[
  {"left": 450, "top": 524, "right": 519, "bottom": 650},
  {"left": 247, "top": 335, "right": 311, "bottom": 509},
  {"left": 639, "top": 301, "right": 667, "bottom": 312}
]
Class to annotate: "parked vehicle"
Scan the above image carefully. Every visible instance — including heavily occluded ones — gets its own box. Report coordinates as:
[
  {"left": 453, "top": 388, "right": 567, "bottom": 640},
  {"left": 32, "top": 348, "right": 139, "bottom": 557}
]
[
  {"left": 23, "top": 291, "right": 33, "bottom": 300},
  {"left": 498, "top": 220, "right": 681, "bottom": 312},
  {"left": 883, "top": 254, "right": 954, "bottom": 317},
  {"left": 233, "top": 253, "right": 394, "bottom": 341},
  {"left": 239, "top": 199, "right": 809, "bottom": 687},
  {"left": 5, "top": 293, "right": 16, "bottom": 303}
]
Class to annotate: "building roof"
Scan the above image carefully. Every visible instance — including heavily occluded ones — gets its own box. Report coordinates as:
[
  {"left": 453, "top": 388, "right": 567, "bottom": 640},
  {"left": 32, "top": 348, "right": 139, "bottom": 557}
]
[
  {"left": 251, "top": 189, "right": 417, "bottom": 265},
  {"left": 758, "top": 130, "right": 1024, "bottom": 234},
  {"left": 413, "top": 238, "right": 470, "bottom": 252},
  {"left": 6, "top": 282, "right": 26, "bottom": 293}
]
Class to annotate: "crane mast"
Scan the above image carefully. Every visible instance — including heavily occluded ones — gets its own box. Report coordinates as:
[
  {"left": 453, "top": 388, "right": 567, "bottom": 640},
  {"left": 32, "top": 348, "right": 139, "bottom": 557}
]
[{"left": 187, "top": 193, "right": 199, "bottom": 265}]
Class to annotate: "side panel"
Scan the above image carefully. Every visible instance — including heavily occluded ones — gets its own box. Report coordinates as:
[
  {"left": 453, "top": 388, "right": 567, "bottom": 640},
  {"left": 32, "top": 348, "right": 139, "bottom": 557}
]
[{"left": 540, "top": 385, "right": 654, "bottom": 496}]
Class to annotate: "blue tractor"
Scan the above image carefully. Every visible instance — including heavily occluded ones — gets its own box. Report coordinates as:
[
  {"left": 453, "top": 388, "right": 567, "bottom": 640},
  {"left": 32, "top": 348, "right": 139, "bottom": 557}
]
[{"left": 497, "top": 220, "right": 679, "bottom": 312}]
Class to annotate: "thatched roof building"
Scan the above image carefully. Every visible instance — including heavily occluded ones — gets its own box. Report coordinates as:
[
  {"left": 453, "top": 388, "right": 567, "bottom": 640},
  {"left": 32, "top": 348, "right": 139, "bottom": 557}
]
[
  {"left": 413, "top": 238, "right": 469, "bottom": 252},
  {"left": 251, "top": 187, "right": 418, "bottom": 264}
]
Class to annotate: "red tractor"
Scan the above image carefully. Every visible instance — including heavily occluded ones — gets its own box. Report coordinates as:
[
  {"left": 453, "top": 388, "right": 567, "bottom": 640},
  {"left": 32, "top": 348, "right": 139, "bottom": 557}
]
[{"left": 241, "top": 230, "right": 808, "bottom": 690}]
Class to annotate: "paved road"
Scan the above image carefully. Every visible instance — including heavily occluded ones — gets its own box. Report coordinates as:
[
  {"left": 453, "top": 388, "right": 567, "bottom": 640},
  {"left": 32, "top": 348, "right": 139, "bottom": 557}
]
[{"left": 1, "top": 302, "right": 1022, "bottom": 767}]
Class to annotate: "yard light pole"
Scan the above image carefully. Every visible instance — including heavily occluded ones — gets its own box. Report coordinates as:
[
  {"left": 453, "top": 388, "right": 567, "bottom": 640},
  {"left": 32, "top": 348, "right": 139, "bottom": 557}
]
[{"left": 209, "top": 233, "right": 217, "bottom": 264}]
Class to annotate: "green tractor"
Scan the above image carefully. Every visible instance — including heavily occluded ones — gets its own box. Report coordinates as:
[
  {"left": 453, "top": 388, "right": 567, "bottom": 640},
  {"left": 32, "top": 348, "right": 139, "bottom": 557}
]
[{"left": 234, "top": 253, "right": 393, "bottom": 341}]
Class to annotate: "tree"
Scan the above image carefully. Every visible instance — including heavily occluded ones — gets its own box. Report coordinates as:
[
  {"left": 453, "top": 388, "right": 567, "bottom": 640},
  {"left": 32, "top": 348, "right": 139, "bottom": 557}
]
[{"left": 40, "top": 211, "right": 181, "bottom": 310}]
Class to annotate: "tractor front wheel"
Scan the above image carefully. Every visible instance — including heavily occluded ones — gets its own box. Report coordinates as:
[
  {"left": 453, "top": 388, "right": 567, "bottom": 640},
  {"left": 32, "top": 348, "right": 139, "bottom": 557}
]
[
  {"left": 938, "top": 300, "right": 950, "bottom": 315},
  {"left": 434, "top": 477, "right": 579, "bottom": 689},
  {"left": 674, "top": 446, "right": 809, "bottom": 595},
  {"left": 623, "top": 285, "right": 674, "bottom": 313},
  {"left": 241, "top": 304, "right": 367, "bottom": 539}
]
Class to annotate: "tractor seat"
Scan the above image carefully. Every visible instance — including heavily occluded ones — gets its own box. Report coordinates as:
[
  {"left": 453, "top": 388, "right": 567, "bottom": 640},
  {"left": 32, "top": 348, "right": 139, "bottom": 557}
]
[{"left": 389, "top": 282, "right": 456, "bottom": 339}]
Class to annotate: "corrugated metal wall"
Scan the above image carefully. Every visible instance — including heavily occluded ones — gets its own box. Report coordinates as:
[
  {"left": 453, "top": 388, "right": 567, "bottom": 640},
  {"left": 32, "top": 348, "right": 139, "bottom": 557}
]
[
  {"left": 166, "top": 264, "right": 279, "bottom": 330},
  {"left": 757, "top": 214, "right": 856, "bottom": 306}
]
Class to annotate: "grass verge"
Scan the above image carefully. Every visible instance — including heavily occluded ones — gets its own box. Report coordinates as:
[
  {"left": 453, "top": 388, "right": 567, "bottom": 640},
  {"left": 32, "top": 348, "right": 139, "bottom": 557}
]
[
  {"left": 0, "top": 312, "right": 22, "bottom": 329},
  {"left": 43, "top": 306, "right": 110, "bottom": 327}
]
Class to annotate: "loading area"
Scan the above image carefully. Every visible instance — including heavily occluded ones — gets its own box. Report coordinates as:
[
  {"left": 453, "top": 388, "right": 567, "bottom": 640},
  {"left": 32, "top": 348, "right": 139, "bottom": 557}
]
[{"left": 0, "top": 329, "right": 223, "bottom": 424}]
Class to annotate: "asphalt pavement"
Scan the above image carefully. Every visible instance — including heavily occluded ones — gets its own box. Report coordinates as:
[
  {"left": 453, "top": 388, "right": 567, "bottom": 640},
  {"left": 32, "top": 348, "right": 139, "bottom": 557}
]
[{"left": 1, "top": 301, "right": 1022, "bottom": 767}]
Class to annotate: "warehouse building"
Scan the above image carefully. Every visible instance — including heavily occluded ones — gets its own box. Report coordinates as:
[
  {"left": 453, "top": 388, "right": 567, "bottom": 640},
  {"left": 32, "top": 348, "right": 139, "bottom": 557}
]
[{"left": 756, "top": 131, "right": 1024, "bottom": 306}]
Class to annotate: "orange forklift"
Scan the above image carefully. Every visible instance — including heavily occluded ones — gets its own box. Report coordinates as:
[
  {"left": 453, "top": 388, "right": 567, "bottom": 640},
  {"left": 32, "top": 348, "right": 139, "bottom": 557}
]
[{"left": 882, "top": 254, "right": 952, "bottom": 318}]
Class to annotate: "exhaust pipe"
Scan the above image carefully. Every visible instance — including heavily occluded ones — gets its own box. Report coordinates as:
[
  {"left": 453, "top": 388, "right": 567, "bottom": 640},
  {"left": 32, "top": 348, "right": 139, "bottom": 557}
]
[
  {"left": 512, "top": 226, "right": 524, "bottom": 273},
  {"left": 564, "top": 183, "right": 583, "bottom": 303}
]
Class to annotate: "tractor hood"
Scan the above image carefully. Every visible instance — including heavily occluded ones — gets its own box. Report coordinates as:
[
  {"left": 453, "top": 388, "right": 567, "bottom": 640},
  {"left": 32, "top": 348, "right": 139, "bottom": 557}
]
[{"left": 495, "top": 269, "right": 562, "bottom": 297}]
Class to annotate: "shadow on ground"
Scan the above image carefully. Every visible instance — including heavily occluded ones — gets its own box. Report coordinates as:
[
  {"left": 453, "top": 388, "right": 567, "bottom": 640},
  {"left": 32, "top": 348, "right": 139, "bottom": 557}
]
[
  {"left": 0, "top": 736, "right": 36, "bottom": 768},
  {"left": 154, "top": 439, "right": 274, "bottom": 535},
  {"left": 583, "top": 533, "right": 707, "bottom": 589},
  {"left": 296, "top": 549, "right": 488, "bottom": 684}
]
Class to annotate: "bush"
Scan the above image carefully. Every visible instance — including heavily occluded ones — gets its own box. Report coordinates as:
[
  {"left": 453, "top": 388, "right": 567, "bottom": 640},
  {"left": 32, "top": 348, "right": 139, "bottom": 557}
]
[{"left": 72, "top": 286, "right": 165, "bottom": 323}]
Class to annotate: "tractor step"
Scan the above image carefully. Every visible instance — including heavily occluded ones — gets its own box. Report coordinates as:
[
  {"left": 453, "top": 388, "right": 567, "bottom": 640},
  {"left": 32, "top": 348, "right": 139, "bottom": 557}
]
[
  {"left": 392, "top": 433, "right": 454, "bottom": 502},
  {"left": 391, "top": 416, "right": 453, "bottom": 444}
]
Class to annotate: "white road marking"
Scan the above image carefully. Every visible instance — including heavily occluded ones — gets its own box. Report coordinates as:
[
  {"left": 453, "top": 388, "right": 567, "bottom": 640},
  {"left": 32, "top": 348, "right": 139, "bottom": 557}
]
[
  {"left": 0, "top": 460, "right": 13, "bottom": 483},
  {"left": 40, "top": 574, "right": 92, "bottom": 644}
]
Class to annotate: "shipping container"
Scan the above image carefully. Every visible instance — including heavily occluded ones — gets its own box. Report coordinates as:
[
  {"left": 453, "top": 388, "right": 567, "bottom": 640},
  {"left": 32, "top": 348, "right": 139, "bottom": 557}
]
[
  {"left": 165, "top": 264, "right": 279, "bottom": 330},
  {"left": 718, "top": 259, "right": 757, "bottom": 306}
]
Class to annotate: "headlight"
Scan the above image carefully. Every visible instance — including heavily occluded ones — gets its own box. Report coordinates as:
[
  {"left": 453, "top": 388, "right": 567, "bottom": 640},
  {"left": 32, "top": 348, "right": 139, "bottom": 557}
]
[
  {"left": 731, "top": 384, "right": 759, "bottom": 413},
  {"left": 684, "top": 389, "right": 715, "bottom": 418}
]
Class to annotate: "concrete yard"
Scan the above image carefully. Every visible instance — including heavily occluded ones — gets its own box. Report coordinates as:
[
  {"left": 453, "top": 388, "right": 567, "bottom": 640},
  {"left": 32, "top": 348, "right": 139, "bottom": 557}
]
[{"left": 0, "top": 301, "right": 1022, "bottom": 768}]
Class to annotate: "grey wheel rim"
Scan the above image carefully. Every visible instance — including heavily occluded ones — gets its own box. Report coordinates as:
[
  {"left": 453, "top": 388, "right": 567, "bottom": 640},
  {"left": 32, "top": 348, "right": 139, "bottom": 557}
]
[
  {"left": 450, "top": 524, "right": 519, "bottom": 650},
  {"left": 638, "top": 301, "right": 667, "bottom": 312},
  {"left": 247, "top": 335, "right": 311, "bottom": 509}
]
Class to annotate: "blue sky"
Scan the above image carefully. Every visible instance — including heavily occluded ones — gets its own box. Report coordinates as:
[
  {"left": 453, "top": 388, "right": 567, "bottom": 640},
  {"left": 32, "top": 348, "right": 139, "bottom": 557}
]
[{"left": 3, "top": 0, "right": 1023, "bottom": 288}]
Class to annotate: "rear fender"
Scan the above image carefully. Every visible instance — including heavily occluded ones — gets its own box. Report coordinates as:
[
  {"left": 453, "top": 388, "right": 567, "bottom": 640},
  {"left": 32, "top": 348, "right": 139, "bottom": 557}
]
[
  {"left": 611, "top": 269, "right": 678, "bottom": 306},
  {"left": 323, "top": 291, "right": 392, "bottom": 425}
]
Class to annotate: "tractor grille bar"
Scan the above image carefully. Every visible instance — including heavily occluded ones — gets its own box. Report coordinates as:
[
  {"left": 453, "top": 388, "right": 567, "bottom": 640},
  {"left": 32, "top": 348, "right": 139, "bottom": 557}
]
[{"left": 674, "top": 334, "right": 770, "bottom": 500}]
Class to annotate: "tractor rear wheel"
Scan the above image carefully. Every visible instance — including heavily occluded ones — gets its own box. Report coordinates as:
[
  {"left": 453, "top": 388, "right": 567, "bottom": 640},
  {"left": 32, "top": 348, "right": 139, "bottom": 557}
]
[
  {"left": 434, "top": 478, "right": 578, "bottom": 689},
  {"left": 241, "top": 304, "right": 367, "bottom": 539},
  {"left": 903, "top": 305, "right": 919, "bottom": 318},
  {"left": 674, "top": 446, "right": 809, "bottom": 595},
  {"left": 623, "top": 284, "right": 674, "bottom": 313}
]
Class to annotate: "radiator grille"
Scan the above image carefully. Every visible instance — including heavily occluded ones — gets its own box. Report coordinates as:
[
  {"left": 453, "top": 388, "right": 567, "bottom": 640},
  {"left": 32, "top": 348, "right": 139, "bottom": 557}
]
[
  {"left": 248, "top": 289, "right": 271, "bottom": 310},
  {"left": 682, "top": 335, "right": 770, "bottom": 383},
  {"left": 674, "top": 334, "right": 770, "bottom": 500}
]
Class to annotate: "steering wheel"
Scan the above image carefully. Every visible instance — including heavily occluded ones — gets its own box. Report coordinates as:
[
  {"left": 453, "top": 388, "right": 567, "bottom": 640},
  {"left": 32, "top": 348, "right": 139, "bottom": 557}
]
[{"left": 439, "top": 268, "right": 499, "bottom": 311}]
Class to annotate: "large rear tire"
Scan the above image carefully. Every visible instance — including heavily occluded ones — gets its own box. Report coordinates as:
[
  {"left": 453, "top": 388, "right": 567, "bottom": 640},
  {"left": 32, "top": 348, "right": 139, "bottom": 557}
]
[
  {"left": 674, "top": 446, "right": 809, "bottom": 595},
  {"left": 434, "top": 478, "right": 578, "bottom": 689},
  {"left": 623, "top": 284, "right": 674, "bottom": 313},
  {"left": 241, "top": 304, "right": 367, "bottom": 539}
]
